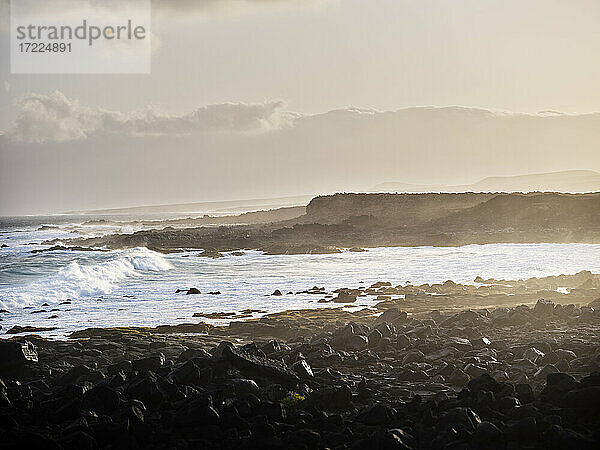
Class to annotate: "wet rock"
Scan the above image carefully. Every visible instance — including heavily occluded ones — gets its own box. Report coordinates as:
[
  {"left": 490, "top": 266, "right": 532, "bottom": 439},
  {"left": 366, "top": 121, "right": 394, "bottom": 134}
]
[
  {"left": 445, "top": 336, "right": 473, "bottom": 351},
  {"left": 402, "top": 350, "right": 425, "bottom": 365},
  {"left": 358, "top": 403, "right": 393, "bottom": 425},
  {"left": 468, "top": 373, "right": 499, "bottom": 394},
  {"left": 333, "top": 324, "right": 368, "bottom": 351},
  {"left": 474, "top": 421, "right": 504, "bottom": 449},
  {"left": 198, "top": 250, "right": 224, "bottom": 258},
  {"left": 396, "top": 334, "right": 411, "bottom": 348},
  {"left": 543, "top": 424, "right": 593, "bottom": 450},
  {"left": 534, "top": 298, "right": 555, "bottom": 316},
  {"left": 353, "top": 428, "right": 416, "bottom": 449},
  {"left": 60, "top": 431, "right": 98, "bottom": 450},
  {"left": 543, "top": 372, "right": 579, "bottom": 397},
  {"left": 515, "top": 383, "right": 534, "bottom": 404},
  {"left": 6, "top": 325, "right": 57, "bottom": 334},
  {"left": 333, "top": 290, "right": 357, "bottom": 303},
  {"left": 376, "top": 308, "right": 408, "bottom": 325},
  {"left": 186, "top": 288, "right": 201, "bottom": 295},
  {"left": 523, "top": 347, "right": 545, "bottom": 363},
  {"left": 126, "top": 373, "right": 169, "bottom": 407},
  {"left": 84, "top": 385, "right": 121, "bottom": 413},
  {"left": 292, "top": 359, "right": 313, "bottom": 378},
  {"left": 471, "top": 337, "right": 492, "bottom": 349},
  {"left": 581, "top": 372, "right": 600, "bottom": 387},
  {"left": 56, "top": 365, "right": 104, "bottom": 386},
  {"left": 132, "top": 354, "right": 165, "bottom": 372},
  {"left": 449, "top": 368, "right": 470, "bottom": 387},
  {"left": 563, "top": 386, "right": 600, "bottom": 413},
  {"left": 316, "top": 384, "right": 352, "bottom": 410},
  {"left": 368, "top": 329, "right": 382, "bottom": 348},
  {"left": 175, "top": 395, "right": 220, "bottom": 426},
  {"left": 0, "top": 340, "right": 38, "bottom": 378},
  {"left": 555, "top": 348, "right": 577, "bottom": 362},
  {"left": 171, "top": 360, "right": 207, "bottom": 386},
  {"left": 222, "top": 344, "right": 299, "bottom": 388},
  {"left": 438, "top": 407, "right": 482, "bottom": 433},
  {"left": 177, "top": 347, "right": 211, "bottom": 361},
  {"left": 230, "top": 378, "right": 260, "bottom": 396},
  {"left": 346, "top": 333, "right": 369, "bottom": 351}
]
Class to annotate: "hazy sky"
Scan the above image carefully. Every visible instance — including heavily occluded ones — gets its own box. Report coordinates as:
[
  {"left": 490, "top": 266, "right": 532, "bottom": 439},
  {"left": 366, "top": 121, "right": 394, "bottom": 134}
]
[
  {"left": 1, "top": 0, "right": 600, "bottom": 214},
  {"left": 2, "top": 0, "right": 600, "bottom": 125}
]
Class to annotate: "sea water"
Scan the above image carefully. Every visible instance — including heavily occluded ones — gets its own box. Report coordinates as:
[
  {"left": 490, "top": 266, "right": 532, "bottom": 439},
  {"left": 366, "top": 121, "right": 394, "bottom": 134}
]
[{"left": 1, "top": 216, "right": 599, "bottom": 338}]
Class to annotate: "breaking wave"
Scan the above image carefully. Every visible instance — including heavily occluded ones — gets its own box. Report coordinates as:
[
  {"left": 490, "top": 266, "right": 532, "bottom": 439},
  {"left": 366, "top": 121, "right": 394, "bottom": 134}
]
[{"left": 0, "top": 247, "right": 172, "bottom": 308}]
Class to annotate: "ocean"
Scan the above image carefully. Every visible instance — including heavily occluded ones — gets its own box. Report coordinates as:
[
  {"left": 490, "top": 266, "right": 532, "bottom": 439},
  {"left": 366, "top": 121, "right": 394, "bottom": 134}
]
[{"left": 1, "top": 215, "right": 599, "bottom": 338}]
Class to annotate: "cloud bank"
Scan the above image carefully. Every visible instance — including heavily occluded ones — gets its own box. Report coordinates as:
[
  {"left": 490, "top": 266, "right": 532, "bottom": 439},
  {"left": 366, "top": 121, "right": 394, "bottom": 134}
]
[
  {"left": 9, "top": 91, "right": 292, "bottom": 143},
  {"left": 2, "top": 95, "right": 600, "bottom": 214}
]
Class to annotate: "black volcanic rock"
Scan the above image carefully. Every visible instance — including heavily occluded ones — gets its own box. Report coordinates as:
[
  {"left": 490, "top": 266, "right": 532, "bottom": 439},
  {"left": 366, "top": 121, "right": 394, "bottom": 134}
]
[{"left": 0, "top": 340, "right": 38, "bottom": 378}]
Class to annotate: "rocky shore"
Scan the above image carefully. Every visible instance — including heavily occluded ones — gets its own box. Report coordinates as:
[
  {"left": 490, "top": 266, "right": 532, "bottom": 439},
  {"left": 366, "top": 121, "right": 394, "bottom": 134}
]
[
  {"left": 1, "top": 272, "right": 600, "bottom": 449},
  {"left": 59, "top": 192, "right": 600, "bottom": 254}
]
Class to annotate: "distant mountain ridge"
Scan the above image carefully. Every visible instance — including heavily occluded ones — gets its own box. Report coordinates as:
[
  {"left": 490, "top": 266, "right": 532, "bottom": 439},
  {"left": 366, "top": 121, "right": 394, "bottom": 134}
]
[{"left": 374, "top": 170, "right": 600, "bottom": 193}]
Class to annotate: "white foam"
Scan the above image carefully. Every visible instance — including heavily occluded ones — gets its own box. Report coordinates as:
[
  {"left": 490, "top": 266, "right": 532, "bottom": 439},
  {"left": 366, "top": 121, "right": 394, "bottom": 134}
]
[{"left": 0, "top": 247, "right": 172, "bottom": 308}]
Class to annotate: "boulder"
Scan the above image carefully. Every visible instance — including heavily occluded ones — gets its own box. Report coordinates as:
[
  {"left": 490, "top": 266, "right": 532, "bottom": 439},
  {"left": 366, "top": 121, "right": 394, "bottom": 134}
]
[
  {"left": 445, "top": 337, "right": 473, "bottom": 351},
  {"left": 186, "top": 288, "right": 201, "bottom": 295},
  {"left": 523, "top": 347, "right": 545, "bottom": 363},
  {"left": 333, "top": 290, "right": 357, "bottom": 303},
  {"left": 474, "top": 421, "right": 504, "bottom": 449},
  {"left": 402, "top": 350, "right": 425, "bottom": 365},
  {"left": 368, "top": 329, "right": 382, "bottom": 348},
  {"left": 346, "top": 334, "right": 369, "bottom": 351},
  {"left": 541, "top": 372, "right": 580, "bottom": 405},
  {"left": 292, "top": 359, "right": 314, "bottom": 378},
  {"left": 230, "top": 378, "right": 260, "bottom": 396},
  {"left": 132, "top": 354, "right": 165, "bottom": 372},
  {"left": 171, "top": 360, "right": 204, "bottom": 386},
  {"left": 197, "top": 250, "right": 224, "bottom": 259},
  {"left": 543, "top": 425, "right": 593, "bottom": 450},
  {"left": 376, "top": 308, "right": 407, "bottom": 324},
  {"left": 0, "top": 340, "right": 38, "bottom": 378},
  {"left": 221, "top": 344, "right": 299, "bottom": 388},
  {"left": 534, "top": 299, "right": 555, "bottom": 316},
  {"left": 448, "top": 368, "right": 470, "bottom": 387},
  {"left": 358, "top": 403, "right": 393, "bottom": 426},
  {"left": 438, "top": 407, "right": 481, "bottom": 433},
  {"left": 6, "top": 325, "right": 57, "bottom": 334}
]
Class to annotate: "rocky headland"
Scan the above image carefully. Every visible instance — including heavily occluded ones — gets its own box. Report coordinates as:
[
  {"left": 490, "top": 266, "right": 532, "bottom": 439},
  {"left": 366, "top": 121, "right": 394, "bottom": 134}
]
[{"left": 58, "top": 192, "right": 600, "bottom": 254}]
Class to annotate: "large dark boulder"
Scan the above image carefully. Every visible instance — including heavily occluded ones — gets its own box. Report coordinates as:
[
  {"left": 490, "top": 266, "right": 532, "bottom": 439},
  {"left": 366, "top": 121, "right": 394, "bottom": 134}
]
[
  {"left": 534, "top": 298, "right": 555, "bottom": 316},
  {"left": 56, "top": 365, "right": 104, "bottom": 386},
  {"left": 0, "top": 340, "right": 38, "bottom": 378},
  {"left": 438, "top": 407, "right": 482, "bottom": 433},
  {"left": 358, "top": 403, "right": 394, "bottom": 426},
  {"left": 468, "top": 373, "right": 500, "bottom": 395},
  {"left": 541, "top": 372, "right": 580, "bottom": 405},
  {"left": 221, "top": 344, "right": 299, "bottom": 388},
  {"left": 563, "top": 386, "right": 600, "bottom": 413},
  {"left": 543, "top": 425, "right": 594, "bottom": 450},
  {"left": 131, "top": 354, "right": 165, "bottom": 373},
  {"left": 350, "top": 428, "right": 416, "bottom": 449}
]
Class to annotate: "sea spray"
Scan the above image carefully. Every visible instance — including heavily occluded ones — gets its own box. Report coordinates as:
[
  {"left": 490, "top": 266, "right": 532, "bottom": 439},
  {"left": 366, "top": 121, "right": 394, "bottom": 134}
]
[{"left": 0, "top": 247, "right": 172, "bottom": 308}]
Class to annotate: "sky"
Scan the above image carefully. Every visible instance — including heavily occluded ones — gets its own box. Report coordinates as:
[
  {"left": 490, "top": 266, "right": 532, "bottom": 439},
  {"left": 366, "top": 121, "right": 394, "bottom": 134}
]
[{"left": 1, "top": 0, "right": 600, "bottom": 214}]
